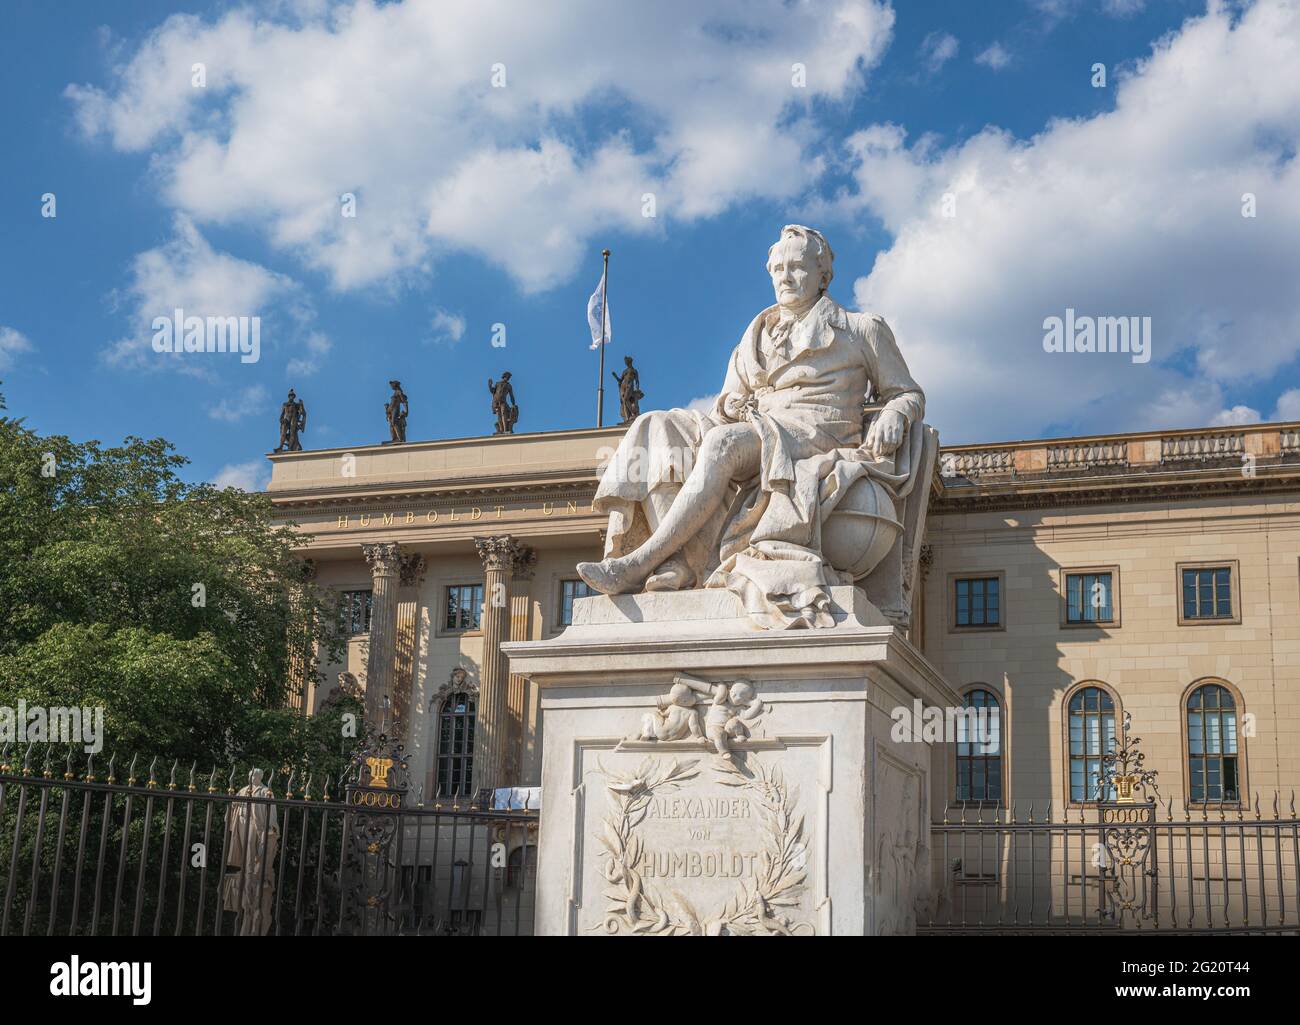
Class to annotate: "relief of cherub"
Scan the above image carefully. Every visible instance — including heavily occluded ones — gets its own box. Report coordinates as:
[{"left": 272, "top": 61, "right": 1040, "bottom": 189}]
[{"left": 638, "top": 672, "right": 766, "bottom": 760}]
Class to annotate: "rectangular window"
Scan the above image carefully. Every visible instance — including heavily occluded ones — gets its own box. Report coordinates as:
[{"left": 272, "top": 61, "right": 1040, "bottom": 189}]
[
  {"left": 445, "top": 584, "right": 484, "bottom": 632},
  {"left": 339, "top": 590, "right": 373, "bottom": 635},
  {"left": 1177, "top": 562, "right": 1240, "bottom": 625},
  {"left": 1065, "top": 571, "right": 1115, "bottom": 625},
  {"left": 558, "top": 579, "right": 595, "bottom": 626},
  {"left": 954, "top": 576, "right": 1001, "bottom": 628}
]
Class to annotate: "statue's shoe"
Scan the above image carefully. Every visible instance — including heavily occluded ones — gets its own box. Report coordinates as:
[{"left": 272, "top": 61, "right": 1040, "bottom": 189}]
[
  {"left": 645, "top": 557, "right": 693, "bottom": 592},
  {"left": 576, "top": 559, "right": 637, "bottom": 595}
]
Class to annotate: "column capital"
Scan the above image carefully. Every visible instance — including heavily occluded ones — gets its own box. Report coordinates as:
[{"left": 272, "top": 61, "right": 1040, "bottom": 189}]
[
  {"left": 362, "top": 542, "right": 402, "bottom": 577},
  {"left": 398, "top": 552, "right": 427, "bottom": 587},
  {"left": 474, "top": 535, "right": 523, "bottom": 574}
]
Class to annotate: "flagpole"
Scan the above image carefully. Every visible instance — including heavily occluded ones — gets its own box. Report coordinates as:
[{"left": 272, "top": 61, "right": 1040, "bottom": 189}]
[{"left": 596, "top": 248, "right": 610, "bottom": 427}]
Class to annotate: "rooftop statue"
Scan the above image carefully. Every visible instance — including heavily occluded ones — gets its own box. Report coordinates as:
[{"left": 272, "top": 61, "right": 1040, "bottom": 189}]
[
  {"left": 613, "top": 355, "right": 643, "bottom": 423},
  {"left": 577, "top": 224, "right": 932, "bottom": 630},
  {"left": 489, "top": 372, "right": 519, "bottom": 434},
  {"left": 385, "top": 380, "right": 408, "bottom": 444},
  {"left": 275, "top": 389, "right": 305, "bottom": 452}
]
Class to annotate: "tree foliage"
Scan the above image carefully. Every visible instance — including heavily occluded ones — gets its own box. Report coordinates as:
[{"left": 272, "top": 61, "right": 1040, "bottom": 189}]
[{"left": 0, "top": 382, "right": 357, "bottom": 778}]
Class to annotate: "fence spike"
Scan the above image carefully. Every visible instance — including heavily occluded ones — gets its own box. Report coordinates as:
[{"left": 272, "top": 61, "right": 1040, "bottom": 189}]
[
  {"left": 303, "top": 772, "right": 314, "bottom": 801},
  {"left": 1273, "top": 792, "right": 1280, "bottom": 818},
  {"left": 41, "top": 744, "right": 55, "bottom": 779},
  {"left": 186, "top": 762, "right": 197, "bottom": 793},
  {"left": 226, "top": 766, "right": 237, "bottom": 794},
  {"left": 145, "top": 755, "right": 159, "bottom": 788},
  {"left": 167, "top": 759, "right": 179, "bottom": 791},
  {"left": 127, "top": 753, "right": 139, "bottom": 786},
  {"left": 65, "top": 744, "right": 76, "bottom": 781},
  {"left": 22, "top": 741, "right": 36, "bottom": 774},
  {"left": 1254, "top": 793, "right": 1261, "bottom": 820},
  {"left": 84, "top": 750, "right": 96, "bottom": 783},
  {"left": 285, "top": 769, "right": 297, "bottom": 799},
  {"left": 206, "top": 766, "right": 219, "bottom": 794},
  {"left": 0, "top": 741, "right": 11, "bottom": 773},
  {"left": 941, "top": 802, "right": 950, "bottom": 825},
  {"left": 1291, "top": 791, "right": 1296, "bottom": 819},
  {"left": 322, "top": 774, "right": 332, "bottom": 802},
  {"left": 106, "top": 752, "right": 117, "bottom": 785}
]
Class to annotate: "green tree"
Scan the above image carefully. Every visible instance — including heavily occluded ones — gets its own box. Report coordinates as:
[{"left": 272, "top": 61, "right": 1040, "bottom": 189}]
[{"left": 0, "top": 382, "right": 357, "bottom": 779}]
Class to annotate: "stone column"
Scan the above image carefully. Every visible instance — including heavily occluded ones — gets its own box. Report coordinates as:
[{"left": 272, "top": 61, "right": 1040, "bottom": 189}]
[
  {"left": 361, "top": 542, "right": 402, "bottom": 731},
  {"left": 393, "top": 553, "right": 426, "bottom": 742},
  {"left": 473, "top": 535, "right": 522, "bottom": 794},
  {"left": 506, "top": 546, "right": 537, "bottom": 784}
]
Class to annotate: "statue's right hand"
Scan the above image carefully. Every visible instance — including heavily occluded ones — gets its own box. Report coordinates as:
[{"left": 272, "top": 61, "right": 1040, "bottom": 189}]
[{"left": 721, "top": 392, "right": 749, "bottom": 421}]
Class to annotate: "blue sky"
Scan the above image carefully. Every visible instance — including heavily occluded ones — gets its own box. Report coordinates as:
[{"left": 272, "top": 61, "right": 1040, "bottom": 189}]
[{"left": 1, "top": 0, "right": 1297, "bottom": 490}]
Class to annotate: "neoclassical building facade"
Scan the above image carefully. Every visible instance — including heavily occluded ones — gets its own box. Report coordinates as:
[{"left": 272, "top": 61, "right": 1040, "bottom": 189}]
[{"left": 268, "top": 419, "right": 1300, "bottom": 815}]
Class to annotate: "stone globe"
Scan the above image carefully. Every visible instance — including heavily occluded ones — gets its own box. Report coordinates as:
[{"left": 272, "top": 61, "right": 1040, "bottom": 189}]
[{"left": 820, "top": 475, "right": 903, "bottom": 580}]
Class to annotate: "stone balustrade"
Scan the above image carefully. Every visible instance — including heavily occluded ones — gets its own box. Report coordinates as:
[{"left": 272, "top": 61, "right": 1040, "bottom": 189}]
[{"left": 939, "top": 421, "right": 1296, "bottom": 481}]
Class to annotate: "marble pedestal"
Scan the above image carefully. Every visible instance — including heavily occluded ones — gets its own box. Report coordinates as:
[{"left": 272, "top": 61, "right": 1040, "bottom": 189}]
[{"left": 502, "top": 587, "right": 958, "bottom": 936}]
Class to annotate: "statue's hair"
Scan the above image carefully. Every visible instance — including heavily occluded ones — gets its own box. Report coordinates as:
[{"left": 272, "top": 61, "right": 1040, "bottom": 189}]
[{"left": 767, "top": 224, "right": 834, "bottom": 289}]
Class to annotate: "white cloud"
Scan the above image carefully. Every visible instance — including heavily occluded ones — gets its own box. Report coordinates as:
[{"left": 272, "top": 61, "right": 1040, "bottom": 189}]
[
  {"left": 67, "top": 0, "right": 895, "bottom": 294},
  {"left": 207, "top": 384, "right": 269, "bottom": 422},
  {"left": 1273, "top": 388, "right": 1300, "bottom": 421},
  {"left": 686, "top": 394, "right": 718, "bottom": 414},
  {"left": 826, "top": 0, "right": 1300, "bottom": 442},
  {"left": 1210, "top": 404, "right": 1261, "bottom": 426},
  {"left": 429, "top": 308, "right": 467, "bottom": 346},
  {"left": 210, "top": 459, "right": 270, "bottom": 492},
  {"left": 0, "top": 326, "right": 34, "bottom": 370},
  {"left": 108, "top": 214, "right": 292, "bottom": 368},
  {"left": 919, "top": 31, "right": 959, "bottom": 74},
  {"left": 974, "top": 42, "right": 1012, "bottom": 70},
  {"left": 287, "top": 331, "right": 332, "bottom": 376},
  {"left": 1103, "top": 0, "right": 1146, "bottom": 17}
]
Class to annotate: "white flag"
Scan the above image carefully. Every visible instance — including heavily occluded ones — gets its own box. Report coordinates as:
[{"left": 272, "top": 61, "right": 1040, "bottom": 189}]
[{"left": 587, "top": 273, "right": 611, "bottom": 350}]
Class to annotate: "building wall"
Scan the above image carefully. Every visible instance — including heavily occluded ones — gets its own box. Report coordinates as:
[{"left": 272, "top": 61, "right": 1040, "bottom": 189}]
[{"left": 922, "top": 492, "right": 1300, "bottom": 810}]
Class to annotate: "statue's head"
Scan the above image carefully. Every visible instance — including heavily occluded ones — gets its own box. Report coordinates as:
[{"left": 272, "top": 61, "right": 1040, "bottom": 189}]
[
  {"left": 624, "top": 356, "right": 633, "bottom": 366},
  {"left": 766, "top": 224, "right": 834, "bottom": 308},
  {"left": 502, "top": 371, "right": 512, "bottom": 380},
  {"left": 287, "top": 389, "right": 296, "bottom": 399},
  {"left": 389, "top": 379, "right": 401, "bottom": 389}
]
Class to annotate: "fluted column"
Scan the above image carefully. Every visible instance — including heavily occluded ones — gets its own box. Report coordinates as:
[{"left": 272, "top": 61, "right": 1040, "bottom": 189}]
[
  {"left": 506, "top": 546, "right": 537, "bottom": 784},
  {"left": 474, "top": 535, "right": 522, "bottom": 793},
  {"left": 361, "top": 542, "right": 402, "bottom": 731}
]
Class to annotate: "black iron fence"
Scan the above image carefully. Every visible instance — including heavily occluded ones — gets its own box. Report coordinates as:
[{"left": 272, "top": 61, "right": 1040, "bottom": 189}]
[
  {"left": 0, "top": 744, "right": 536, "bottom": 937},
  {"left": 922, "top": 796, "right": 1300, "bottom": 934}
]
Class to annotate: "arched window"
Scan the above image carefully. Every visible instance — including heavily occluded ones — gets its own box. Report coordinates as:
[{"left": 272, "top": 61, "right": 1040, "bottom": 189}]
[
  {"left": 435, "top": 690, "right": 476, "bottom": 798},
  {"left": 1186, "top": 683, "right": 1240, "bottom": 803},
  {"left": 1066, "top": 684, "right": 1118, "bottom": 803},
  {"left": 506, "top": 843, "right": 538, "bottom": 891},
  {"left": 956, "top": 688, "right": 1002, "bottom": 802}
]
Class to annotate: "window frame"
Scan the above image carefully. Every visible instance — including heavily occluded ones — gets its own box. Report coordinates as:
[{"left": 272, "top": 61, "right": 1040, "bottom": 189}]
[
  {"left": 556, "top": 577, "right": 596, "bottom": 627},
  {"left": 954, "top": 685, "right": 1006, "bottom": 806},
  {"left": 947, "top": 571, "right": 1007, "bottom": 633},
  {"left": 1058, "top": 565, "right": 1120, "bottom": 628},
  {"left": 1181, "top": 678, "right": 1247, "bottom": 808},
  {"left": 432, "top": 688, "right": 478, "bottom": 801},
  {"left": 1175, "top": 560, "right": 1241, "bottom": 626},
  {"left": 1061, "top": 681, "right": 1122, "bottom": 808},
  {"left": 338, "top": 588, "right": 374, "bottom": 636},
  {"left": 441, "top": 582, "right": 486, "bottom": 635}
]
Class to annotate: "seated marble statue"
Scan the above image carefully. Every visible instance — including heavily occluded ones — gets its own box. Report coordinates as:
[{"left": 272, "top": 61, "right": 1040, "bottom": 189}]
[{"left": 578, "top": 224, "right": 926, "bottom": 630}]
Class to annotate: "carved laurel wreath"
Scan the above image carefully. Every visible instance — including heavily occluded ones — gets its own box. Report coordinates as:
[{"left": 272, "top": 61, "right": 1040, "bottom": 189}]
[{"left": 595, "top": 755, "right": 813, "bottom": 936}]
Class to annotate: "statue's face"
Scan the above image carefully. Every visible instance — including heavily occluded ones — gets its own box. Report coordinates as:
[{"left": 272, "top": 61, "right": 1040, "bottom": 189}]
[{"left": 767, "top": 238, "right": 822, "bottom": 308}]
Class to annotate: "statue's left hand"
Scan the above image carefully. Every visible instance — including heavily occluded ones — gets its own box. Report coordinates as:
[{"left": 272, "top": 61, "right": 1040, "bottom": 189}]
[{"left": 866, "top": 408, "right": 906, "bottom": 455}]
